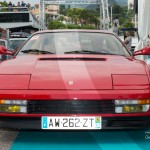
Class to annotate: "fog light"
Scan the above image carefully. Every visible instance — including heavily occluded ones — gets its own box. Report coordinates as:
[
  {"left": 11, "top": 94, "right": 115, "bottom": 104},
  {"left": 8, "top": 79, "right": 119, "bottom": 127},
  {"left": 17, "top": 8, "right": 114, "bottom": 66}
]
[
  {"left": 8, "top": 106, "right": 20, "bottom": 112},
  {"left": 123, "top": 106, "right": 131, "bottom": 112},
  {"left": 0, "top": 105, "right": 27, "bottom": 113},
  {"left": 115, "top": 105, "right": 150, "bottom": 113},
  {"left": 123, "top": 105, "right": 143, "bottom": 113}
]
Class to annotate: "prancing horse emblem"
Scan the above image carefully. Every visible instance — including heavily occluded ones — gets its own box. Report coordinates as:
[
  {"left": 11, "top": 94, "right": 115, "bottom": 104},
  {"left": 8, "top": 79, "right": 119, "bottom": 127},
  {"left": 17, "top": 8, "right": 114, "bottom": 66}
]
[{"left": 69, "top": 81, "right": 74, "bottom": 85}]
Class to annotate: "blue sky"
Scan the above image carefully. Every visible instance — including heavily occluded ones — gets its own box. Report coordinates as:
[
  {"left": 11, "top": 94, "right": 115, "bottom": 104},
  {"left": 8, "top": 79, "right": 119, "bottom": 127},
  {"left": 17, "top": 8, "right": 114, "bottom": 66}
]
[{"left": 4, "top": 0, "right": 40, "bottom": 6}]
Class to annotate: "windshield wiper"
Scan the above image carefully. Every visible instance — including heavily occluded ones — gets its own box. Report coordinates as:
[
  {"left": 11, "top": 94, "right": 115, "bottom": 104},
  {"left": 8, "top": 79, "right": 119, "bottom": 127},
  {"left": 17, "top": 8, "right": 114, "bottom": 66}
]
[
  {"left": 21, "top": 49, "right": 55, "bottom": 54},
  {"left": 65, "top": 50, "right": 120, "bottom": 55}
]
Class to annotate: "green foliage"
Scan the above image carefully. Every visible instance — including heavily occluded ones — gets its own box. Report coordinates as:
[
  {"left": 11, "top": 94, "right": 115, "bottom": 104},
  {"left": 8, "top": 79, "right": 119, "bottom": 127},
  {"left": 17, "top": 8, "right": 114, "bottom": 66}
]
[
  {"left": 57, "top": 15, "right": 65, "bottom": 22},
  {"left": 67, "top": 8, "right": 99, "bottom": 28},
  {"left": 119, "top": 17, "right": 126, "bottom": 25},
  {"left": 123, "top": 20, "right": 134, "bottom": 28},
  {"left": 80, "top": 25, "right": 96, "bottom": 29},
  {"left": 48, "top": 21, "right": 66, "bottom": 29},
  {"left": 112, "top": 4, "right": 122, "bottom": 14},
  {"left": 0, "top": 1, "right": 8, "bottom": 12},
  {"left": 66, "top": 24, "right": 96, "bottom": 30},
  {"left": 47, "top": 6, "right": 135, "bottom": 29},
  {"left": 67, "top": 8, "right": 83, "bottom": 24},
  {"left": 0, "top": 2, "right": 8, "bottom": 7},
  {"left": 110, "top": 4, "right": 134, "bottom": 26},
  {"left": 66, "top": 24, "right": 80, "bottom": 29}
]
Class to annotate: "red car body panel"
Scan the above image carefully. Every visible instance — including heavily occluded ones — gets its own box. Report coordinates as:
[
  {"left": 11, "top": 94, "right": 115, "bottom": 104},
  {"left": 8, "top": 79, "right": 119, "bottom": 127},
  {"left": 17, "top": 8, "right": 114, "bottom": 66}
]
[
  {"left": 0, "top": 55, "right": 149, "bottom": 90},
  {"left": 0, "top": 75, "right": 30, "bottom": 89}
]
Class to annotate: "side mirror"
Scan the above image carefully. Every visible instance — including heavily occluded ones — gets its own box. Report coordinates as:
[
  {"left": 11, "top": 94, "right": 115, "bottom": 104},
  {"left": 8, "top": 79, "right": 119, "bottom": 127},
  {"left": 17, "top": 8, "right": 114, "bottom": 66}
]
[
  {"left": 0, "top": 45, "right": 13, "bottom": 55},
  {"left": 133, "top": 47, "right": 150, "bottom": 56}
]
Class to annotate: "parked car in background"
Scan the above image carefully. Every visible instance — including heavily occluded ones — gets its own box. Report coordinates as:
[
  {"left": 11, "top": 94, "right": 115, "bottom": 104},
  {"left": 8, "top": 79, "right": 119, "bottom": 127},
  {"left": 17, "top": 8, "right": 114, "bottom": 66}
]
[
  {"left": 0, "top": 32, "right": 28, "bottom": 61},
  {"left": 8, "top": 38, "right": 27, "bottom": 51},
  {"left": 10, "top": 32, "right": 30, "bottom": 39},
  {"left": 0, "top": 39, "right": 8, "bottom": 47},
  {"left": 0, "top": 39, "right": 8, "bottom": 61},
  {"left": 0, "top": 30, "right": 150, "bottom": 130}
]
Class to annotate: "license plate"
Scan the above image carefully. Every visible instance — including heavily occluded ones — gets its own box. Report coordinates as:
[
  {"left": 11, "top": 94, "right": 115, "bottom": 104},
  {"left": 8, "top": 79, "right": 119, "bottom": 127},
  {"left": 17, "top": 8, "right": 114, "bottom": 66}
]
[{"left": 41, "top": 116, "right": 102, "bottom": 130}]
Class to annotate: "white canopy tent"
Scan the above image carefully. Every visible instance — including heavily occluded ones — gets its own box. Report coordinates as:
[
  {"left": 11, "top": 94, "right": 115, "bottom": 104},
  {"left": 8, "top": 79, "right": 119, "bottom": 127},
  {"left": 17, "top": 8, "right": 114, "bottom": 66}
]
[{"left": 135, "top": 0, "right": 150, "bottom": 63}]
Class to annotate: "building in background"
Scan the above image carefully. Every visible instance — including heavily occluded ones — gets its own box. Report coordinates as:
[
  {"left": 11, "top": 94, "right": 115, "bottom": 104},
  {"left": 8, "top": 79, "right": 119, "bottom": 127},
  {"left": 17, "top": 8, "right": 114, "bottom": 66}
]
[
  {"left": 31, "top": 4, "right": 60, "bottom": 21},
  {"left": 46, "top": 5, "right": 59, "bottom": 20}
]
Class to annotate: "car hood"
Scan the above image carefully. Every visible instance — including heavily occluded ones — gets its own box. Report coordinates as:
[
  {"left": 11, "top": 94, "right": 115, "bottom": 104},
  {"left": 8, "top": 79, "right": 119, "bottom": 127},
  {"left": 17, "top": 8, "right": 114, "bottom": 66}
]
[{"left": 0, "top": 55, "right": 149, "bottom": 90}]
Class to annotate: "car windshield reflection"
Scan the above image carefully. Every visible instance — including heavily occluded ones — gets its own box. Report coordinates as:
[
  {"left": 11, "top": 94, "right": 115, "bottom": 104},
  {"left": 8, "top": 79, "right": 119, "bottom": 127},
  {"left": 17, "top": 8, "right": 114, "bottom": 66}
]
[{"left": 18, "top": 31, "right": 130, "bottom": 57}]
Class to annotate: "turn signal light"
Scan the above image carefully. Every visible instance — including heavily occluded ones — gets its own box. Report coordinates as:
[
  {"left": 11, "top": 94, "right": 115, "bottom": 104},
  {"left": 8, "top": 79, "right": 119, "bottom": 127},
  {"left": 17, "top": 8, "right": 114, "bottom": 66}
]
[
  {"left": 115, "top": 100, "right": 150, "bottom": 105},
  {"left": 138, "top": 100, "right": 150, "bottom": 104},
  {"left": 0, "top": 100, "right": 4, "bottom": 104}
]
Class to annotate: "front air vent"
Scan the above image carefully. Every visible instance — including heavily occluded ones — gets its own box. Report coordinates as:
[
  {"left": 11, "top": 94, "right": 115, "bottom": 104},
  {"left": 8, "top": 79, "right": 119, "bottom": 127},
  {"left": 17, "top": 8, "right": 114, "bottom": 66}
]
[
  {"left": 39, "top": 58, "right": 106, "bottom": 61},
  {"left": 28, "top": 100, "right": 115, "bottom": 114}
]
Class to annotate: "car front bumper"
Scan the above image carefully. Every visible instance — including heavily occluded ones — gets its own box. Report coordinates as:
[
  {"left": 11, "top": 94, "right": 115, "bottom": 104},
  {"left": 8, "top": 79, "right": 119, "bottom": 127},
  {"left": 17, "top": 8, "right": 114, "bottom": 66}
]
[{"left": 0, "top": 116, "right": 150, "bottom": 130}]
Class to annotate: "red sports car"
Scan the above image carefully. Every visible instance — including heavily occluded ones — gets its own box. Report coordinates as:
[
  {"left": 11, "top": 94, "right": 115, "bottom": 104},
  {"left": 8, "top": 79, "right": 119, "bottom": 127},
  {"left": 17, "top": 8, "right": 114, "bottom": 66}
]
[{"left": 0, "top": 30, "right": 150, "bottom": 130}]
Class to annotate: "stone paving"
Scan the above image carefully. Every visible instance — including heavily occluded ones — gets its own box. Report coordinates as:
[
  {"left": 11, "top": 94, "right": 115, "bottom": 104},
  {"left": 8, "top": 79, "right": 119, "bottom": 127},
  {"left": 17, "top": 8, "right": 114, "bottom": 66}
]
[{"left": 0, "top": 130, "right": 18, "bottom": 150}]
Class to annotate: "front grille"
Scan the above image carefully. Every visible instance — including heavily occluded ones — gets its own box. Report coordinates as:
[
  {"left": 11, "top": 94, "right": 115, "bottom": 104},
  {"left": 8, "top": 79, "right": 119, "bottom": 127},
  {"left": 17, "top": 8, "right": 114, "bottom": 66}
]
[{"left": 28, "top": 100, "right": 115, "bottom": 114}]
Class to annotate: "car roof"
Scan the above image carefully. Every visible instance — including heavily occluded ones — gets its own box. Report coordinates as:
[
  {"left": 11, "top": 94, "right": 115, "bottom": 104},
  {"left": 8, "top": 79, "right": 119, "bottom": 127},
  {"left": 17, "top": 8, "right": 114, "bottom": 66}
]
[{"left": 33, "top": 29, "right": 114, "bottom": 35}]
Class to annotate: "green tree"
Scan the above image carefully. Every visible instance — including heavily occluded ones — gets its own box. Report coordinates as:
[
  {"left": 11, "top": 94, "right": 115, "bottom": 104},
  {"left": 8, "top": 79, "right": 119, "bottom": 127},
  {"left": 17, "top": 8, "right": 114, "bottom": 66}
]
[
  {"left": 67, "top": 8, "right": 83, "bottom": 25},
  {"left": 0, "top": 1, "right": 8, "bottom": 7},
  {"left": 59, "top": 5, "right": 70, "bottom": 16},
  {"left": 112, "top": 4, "right": 122, "bottom": 14},
  {"left": 67, "top": 8, "right": 99, "bottom": 28},
  {"left": 57, "top": 15, "right": 65, "bottom": 22},
  {"left": 123, "top": 21, "right": 134, "bottom": 28},
  {"left": 48, "top": 20, "right": 66, "bottom": 29},
  {"left": 119, "top": 17, "right": 126, "bottom": 25}
]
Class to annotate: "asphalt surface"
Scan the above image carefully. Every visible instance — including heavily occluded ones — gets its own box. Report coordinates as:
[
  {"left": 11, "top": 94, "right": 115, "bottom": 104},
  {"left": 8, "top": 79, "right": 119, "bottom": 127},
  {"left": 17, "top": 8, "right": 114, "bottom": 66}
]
[{"left": 0, "top": 129, "right": 150, "bottom": 150}]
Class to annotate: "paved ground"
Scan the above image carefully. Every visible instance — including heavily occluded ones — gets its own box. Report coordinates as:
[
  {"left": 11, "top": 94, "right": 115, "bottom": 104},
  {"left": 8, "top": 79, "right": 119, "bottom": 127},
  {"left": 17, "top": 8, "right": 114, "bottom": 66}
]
[
  {"left": 0, "top": 129, "right": 150, "bottom": 150},
  {"left": 0, "top": 130, "right": 18, "bottom": 150}
]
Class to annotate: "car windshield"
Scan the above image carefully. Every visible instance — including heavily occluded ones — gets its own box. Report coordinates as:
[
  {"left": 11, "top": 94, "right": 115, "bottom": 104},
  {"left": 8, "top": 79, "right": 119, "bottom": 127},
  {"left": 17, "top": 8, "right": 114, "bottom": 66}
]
[
  {"left": 0, "top": 40, "right": 6, "bottom": 47},
  {"left": 17, "top": 32, "right": 130, "bottom": 56},
  {"left": 9, "top": 39, "right": 26, "bottom": 50}
]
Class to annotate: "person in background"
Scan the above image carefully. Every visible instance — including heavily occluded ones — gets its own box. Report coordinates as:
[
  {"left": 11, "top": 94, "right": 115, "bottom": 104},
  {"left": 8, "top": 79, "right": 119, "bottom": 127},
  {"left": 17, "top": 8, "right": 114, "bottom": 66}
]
[
  {"left": 146, "top": 32, "right": 150, "bottom": 47},
  {"left": 113, "top": 23, "right": 118, "bottom": 35},
  {"left": 27, "top": 3, "right": 31, "bottom": 8},
  {"left": 124, "top": 31, "right": 132, "bottom": 52},
  {"left": 30, "top": 30, "right": 35, "bottom": 35},
  {"left": 21, "top": 1, "right": 26, "bottom": 7},
  {"left": 17, "top": 2, "right": 21, "bottom": 7},
  {"left": 8, "top": 1, "right": 12, "bottom": 11},
  {"left": 8, "top": 1, "right": 12, "bottom": 7}
]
